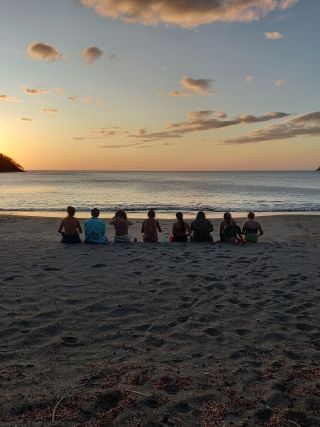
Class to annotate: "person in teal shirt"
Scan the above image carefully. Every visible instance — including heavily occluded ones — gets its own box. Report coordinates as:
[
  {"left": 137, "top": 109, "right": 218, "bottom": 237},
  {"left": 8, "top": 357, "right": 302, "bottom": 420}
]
[{"left": 84, "top": 208, "right": 107, "bottom": 244}]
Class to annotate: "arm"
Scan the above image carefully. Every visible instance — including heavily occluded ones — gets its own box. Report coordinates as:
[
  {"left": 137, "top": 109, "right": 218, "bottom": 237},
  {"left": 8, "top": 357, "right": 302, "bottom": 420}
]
[
  {"left": 186, "top": 223, "right": 191, "bottom": 236},
  {"left": 172, "top": 223, "right": 176, "bottom": 235},
  {"left": 156, "top": 220, "right": 162, "bottom": 232},
  {"left": 58, "top": 220, "right": 64, "bottom": 234},
  {"left": 242, "top": 222, "right": 247, "bottom": 234},
  {"left": 141, "top": 220, "right": 145, "bottom": 233},
  {"left": 128, "top": 220, "right": 133, "bottom": 226},
  {"left": 208, "top": 221, "right": 213, "bottom": 233},
  {"left": 76, "top": 219, "right": 82, "bottom": 234},
  {"left": 258, "top": 222, "right": 264, "bottom": 236}
]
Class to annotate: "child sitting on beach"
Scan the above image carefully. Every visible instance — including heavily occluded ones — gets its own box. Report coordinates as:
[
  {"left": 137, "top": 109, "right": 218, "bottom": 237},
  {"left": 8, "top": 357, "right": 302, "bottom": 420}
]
[
  {"left": 58, "top": 206, "right": 82, "bottom": 243},
  {"left": 242, "top": 212, "right": 264, "bottom": 243},
  {"left": 141, "top": 209, "right": 162, "bottom": 242},
  {"left": 220, "top": 212, "right": 243, "bottom": 244},
  {"left": 110, "top": 210, "right": 133, "bottom": 243},
  {"left": 84, "top": 208, "right": 107, "bottom": 244},
  {"left": 172, "top": 212, "right": 191, "bottom": 242},
  {"left": 190, "top": 211, "right": 214, "bottom": 242}
]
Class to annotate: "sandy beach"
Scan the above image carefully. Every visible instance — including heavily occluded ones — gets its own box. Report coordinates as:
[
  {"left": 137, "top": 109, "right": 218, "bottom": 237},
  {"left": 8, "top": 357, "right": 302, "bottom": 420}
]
[{"left": 1, "top": 214, "right": 320, "bottom": 426}]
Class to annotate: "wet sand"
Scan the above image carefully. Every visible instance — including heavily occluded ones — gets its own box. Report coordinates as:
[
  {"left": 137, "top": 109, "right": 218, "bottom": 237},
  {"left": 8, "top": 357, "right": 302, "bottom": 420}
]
[{"left": 1, "top": 215, "right": 320, "bottom": 426}]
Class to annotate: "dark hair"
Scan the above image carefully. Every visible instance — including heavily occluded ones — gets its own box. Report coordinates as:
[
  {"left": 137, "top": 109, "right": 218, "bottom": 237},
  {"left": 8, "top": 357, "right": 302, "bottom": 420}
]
[
  {"left": 115, "top": 210, "right": 127, "bottom": 220},
  {"left": 91, "top": 208, "right": 100, "bottom": 217},
  {"left": 196, "top": 211, "right": 206, "bottom": 221},
  {"left": 176, "top": 211, "right": 185, "bottom": 232},
  {"left": 248, "top": 211, "right": 255, "bottom": 220},
  {"left": 224, "top": 212, "right": 231, "bottom": 221},
  {"left": 67, "top": 206, "right": 76, "bottom": 216},
  {"left": 148, "top": 209, "right": 155, "bottom": 219}
]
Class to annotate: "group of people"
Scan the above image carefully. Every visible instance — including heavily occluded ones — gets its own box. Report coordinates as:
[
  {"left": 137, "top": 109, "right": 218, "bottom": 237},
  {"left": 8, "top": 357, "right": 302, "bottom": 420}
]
[{"left": 58, "top": 206, "right": 264, "bottom": 245}]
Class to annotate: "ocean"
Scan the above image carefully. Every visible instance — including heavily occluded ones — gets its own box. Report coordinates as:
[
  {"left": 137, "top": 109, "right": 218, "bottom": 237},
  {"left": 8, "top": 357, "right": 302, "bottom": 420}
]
[{"left": 0, "top": 171, "right": 319, "bottom": 218}]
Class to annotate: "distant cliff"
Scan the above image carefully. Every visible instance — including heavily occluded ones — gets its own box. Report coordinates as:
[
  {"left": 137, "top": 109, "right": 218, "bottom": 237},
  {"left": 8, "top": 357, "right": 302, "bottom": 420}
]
[{"left": 0, "top": 153, "right": 24, "bottom": 172}]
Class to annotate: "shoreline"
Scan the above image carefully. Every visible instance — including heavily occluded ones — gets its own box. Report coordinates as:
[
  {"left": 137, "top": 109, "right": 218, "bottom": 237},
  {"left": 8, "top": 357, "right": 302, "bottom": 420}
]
[{"left": 1, "top": 211, "right": 320, "bottom": 220}]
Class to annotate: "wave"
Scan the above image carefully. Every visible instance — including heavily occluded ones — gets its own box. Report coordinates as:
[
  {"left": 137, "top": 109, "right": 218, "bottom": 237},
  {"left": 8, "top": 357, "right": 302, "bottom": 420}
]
[{"left": 1, "top": 205, "right": 319, "bottom": 213}]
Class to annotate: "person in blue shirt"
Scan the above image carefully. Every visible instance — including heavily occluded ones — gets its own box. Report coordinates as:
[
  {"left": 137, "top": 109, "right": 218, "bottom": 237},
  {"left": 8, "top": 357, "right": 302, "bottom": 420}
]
[{"left": 84, "top": 208, "right": 107, "bottom": 244}]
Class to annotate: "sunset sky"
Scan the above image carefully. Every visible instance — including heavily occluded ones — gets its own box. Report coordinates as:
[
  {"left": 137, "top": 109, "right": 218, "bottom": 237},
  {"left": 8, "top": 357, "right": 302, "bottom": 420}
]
[{"left": 0, "top": 0, "right": 319, "bottom": 170}]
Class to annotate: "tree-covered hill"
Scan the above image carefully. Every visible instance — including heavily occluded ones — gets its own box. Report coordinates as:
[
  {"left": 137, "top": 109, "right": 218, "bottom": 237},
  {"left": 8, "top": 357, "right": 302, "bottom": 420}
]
[{"left": 0, "top": 153, "right": 24, "bottom": 172}]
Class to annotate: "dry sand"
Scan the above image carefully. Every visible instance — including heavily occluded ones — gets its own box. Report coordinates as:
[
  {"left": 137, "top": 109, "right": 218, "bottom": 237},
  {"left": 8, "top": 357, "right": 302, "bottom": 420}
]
[{"left": 1, "top": 215, "right": 320, "bottom": 426}]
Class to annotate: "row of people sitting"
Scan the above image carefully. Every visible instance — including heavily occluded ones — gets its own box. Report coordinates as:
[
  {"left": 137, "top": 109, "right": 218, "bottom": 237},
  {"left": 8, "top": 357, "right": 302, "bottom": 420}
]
[{"left": 58, "top": 206, "right": 263, "bottom": 244}]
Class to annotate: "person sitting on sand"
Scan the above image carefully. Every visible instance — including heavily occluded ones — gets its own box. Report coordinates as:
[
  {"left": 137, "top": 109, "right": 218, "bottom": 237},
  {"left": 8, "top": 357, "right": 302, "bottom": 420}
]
[
  {"left": 141, "top": 209, "right": 162, "bottom": 242},
  {"left": 220, "top": 212, "right": 243, "bottom": 244},
  {"left": 84, "top": 208, "right": 107, "bottom": 244},
  {"left": 190, "top": 211, "right": 213, "bottom": 242},
  {"left": 110, "top": 210, "right": 133, "bottom": 243},
  {"left": 58, "top": 206, "right": 82, "bottom": 244},
  {"left": 172, "top": 212, "right": 191, "bottom": 242},
  {"left": 242, "top": 211, "right": 264, "bottom": 243}
]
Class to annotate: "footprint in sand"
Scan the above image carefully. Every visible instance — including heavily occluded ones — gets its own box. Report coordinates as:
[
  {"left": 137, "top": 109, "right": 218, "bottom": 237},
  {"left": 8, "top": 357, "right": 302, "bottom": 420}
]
[{"left": 91, "top": 263, "right": 107, "bottom": 268}]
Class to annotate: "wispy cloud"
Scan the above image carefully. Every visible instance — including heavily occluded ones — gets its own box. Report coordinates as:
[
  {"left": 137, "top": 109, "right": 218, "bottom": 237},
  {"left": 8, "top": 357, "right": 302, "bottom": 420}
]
[
  {"left": 22, "top": 86, "right": 63, "bottom": 96},
  {"left": 219, "top": 111, "right": 320, "bottom": 145},
  {"left": 186, "top": 110, "right": 227, "bottom": 120},
  {"left": 27, "top": 42, "right": 62, "bottom": 61},
  {"left": 68, "top": 94, "right": 103, "bottom": 106},
  {"left": 169, "top": 76, "right": 214, "bottom": 97},
  {"left": 274, "top": 79, "right": 287, "bottom": 87},
  {"left": 73, "top": 127, "right": 127, "bottom": 141},
  {"left": 42, "top": 108, "right": 58, "bottom": 114},
  {"left": 128, "top": 111, "right": 290, "bottom": 141},
  {"left": 20, "top": 117, "right": 33, "bottom": 121},
  {"left": 80, "top": 0, "right": 298, "bottom": 28},
  {"left": 100, "top": 143, "right": 142, "bottom": 149},
  {"left": 0, "top": 94, "right": 20, "bottom": 102},
  {"left": 81, "top": 46, "right": 103, "bottom": 63},
  {"left": 264, "top": 31, "right": 284, "bottom": 39}
]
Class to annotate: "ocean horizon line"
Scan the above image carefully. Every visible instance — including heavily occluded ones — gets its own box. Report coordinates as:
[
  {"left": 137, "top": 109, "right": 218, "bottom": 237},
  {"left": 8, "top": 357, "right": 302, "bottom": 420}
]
[{"left": 18, "top": 169, "right": 318, "bottom": 173}]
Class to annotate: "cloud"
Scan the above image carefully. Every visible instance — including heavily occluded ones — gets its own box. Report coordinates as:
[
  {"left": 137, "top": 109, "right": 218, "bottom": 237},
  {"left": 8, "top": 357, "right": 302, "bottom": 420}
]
[
  {"left": 22, "top": 86, "right": 63, "bottom": 96},
  {"left": 68, "top": 95, "right": 103, "bottom": 105},
  {"left": 169, "top": 77, "right": 214, "bottom": 97},
  {"left": 169, "top": 90, "right": 194, "bottom": 97},
  {"left": 20, "top": 117, "right": 33, "bottom": 121},
  {"left": 274, "top": 79, "right": 287, "bottom": 87},
  {"left": 100, "top": 142, "right": 142, "bottom": 149},
  {"left": 0, "top": 94, "right": 20, "bottom": 102},
  {"left": 186, "top": 110, "right": 227, "bottom": 119},
  {"left": 80, "top": 0, "right": 298, "bottom": 28},
  {"left": 27, "top": 42, "right": 62, "bottom": 61},
  {"left": 264, "top": 31, "right": 284, "bottom": 39},
  {"left": 244, "top": 74, "right": 255, "bottom": 82},
  {"left": 42, "top": 108, "right": 58, "bottom": 114},
  {"left": 81, "top": 46, "right": 103, "bottom": 63},
  {"left": 73, "top": 127, "right": 127, "bottom": 141},
  {"left": 180, "top": 77, "right": 214, "bottom": 95},
  {"left": 128, "top": 110, "right": 290, "bottom": 141},
  {"left": 219, "top": 111, "right": 320, "bottom": 144}
]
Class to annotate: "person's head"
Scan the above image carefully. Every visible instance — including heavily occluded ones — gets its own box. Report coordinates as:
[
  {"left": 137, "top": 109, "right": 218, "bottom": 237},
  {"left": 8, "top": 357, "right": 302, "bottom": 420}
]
[
  {"left": 67, "top": 206, "right": 76, "bottom": 217},
  {"left": 176, "top": 211, "right": 184, "bottom": 222},
  {"left": 148, "top": 209, "right": 155, "bottom": 219},
  {"left": 224, "top": 212, "right": 232, "bottom": 222},
  {"left": 196, "top": 211, "right": 206, "bottom": 221},
  {"left": 91, "top": 208, "right": 100, "bottom": 218},
  {"left": 115, "top": 209, "right": 127, "bottom": 220},
  {"left": 248, "top": 211, "right": 255, "bottom": 220}
]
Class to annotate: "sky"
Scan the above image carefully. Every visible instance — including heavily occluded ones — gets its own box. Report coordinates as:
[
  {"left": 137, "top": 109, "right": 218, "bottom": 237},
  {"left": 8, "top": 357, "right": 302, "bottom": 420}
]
[{"left": 0, "top": 0, "right": 319, "bottom": 171}]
